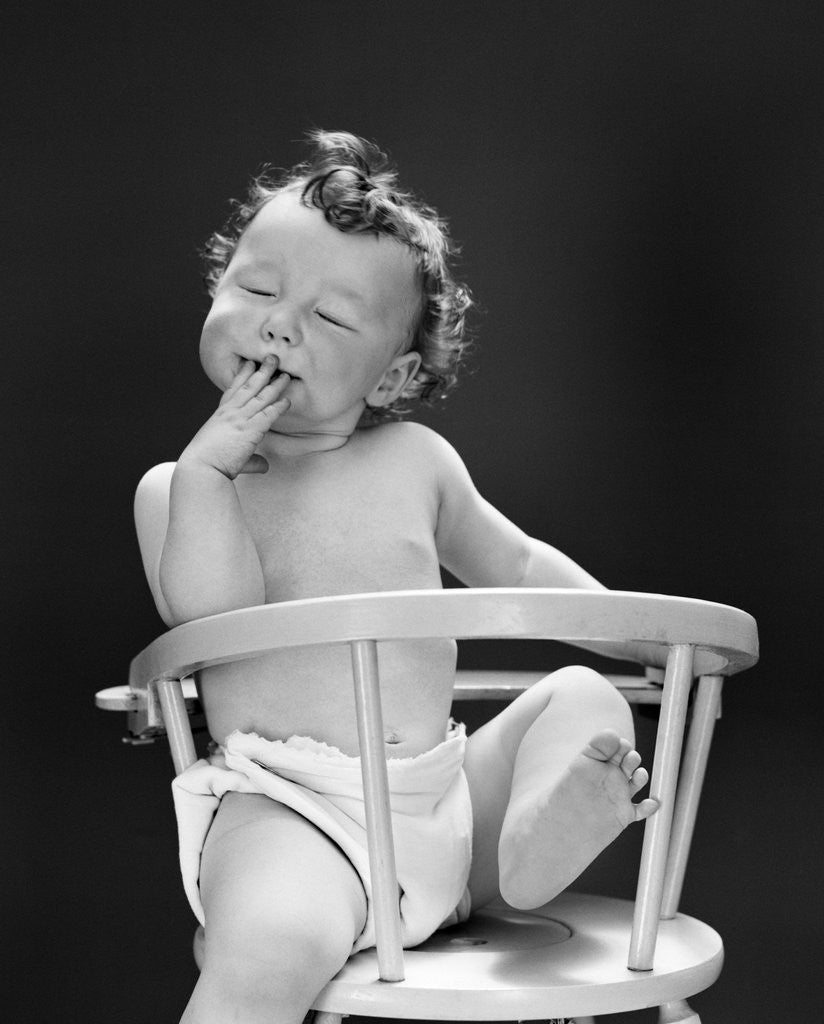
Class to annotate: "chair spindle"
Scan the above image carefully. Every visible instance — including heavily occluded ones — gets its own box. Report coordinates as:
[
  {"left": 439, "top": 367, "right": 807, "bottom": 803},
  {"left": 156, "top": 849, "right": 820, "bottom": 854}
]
[
  {"left": 350, "top": 638, "right": 405, "bottom": 982},
  {"left": 157, "top": 678, "right": 198, "bottom": 776},
  {"left": 628, "top": 643, "right": 694, "bottom": 970},
  {"left": 661, "top": 674, "right": 724, "bottom": 918}
]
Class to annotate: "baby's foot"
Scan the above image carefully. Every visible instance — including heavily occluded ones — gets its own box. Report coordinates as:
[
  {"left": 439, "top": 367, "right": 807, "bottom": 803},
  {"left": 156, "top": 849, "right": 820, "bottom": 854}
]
[{"left": 499, "top": 729, "right": 658, "bottom": 910}]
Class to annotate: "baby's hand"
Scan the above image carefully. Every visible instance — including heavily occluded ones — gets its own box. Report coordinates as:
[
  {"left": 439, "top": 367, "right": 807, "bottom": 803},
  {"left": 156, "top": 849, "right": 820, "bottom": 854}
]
[{"left": 180, "top": 356, "right": 291, "bottom": 478}]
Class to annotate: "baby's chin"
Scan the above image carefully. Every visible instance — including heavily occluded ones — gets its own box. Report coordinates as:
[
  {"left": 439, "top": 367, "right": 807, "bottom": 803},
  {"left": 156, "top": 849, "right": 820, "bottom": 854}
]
[{"left": 268, "top": 403, "right": 360, "bottom": 442}]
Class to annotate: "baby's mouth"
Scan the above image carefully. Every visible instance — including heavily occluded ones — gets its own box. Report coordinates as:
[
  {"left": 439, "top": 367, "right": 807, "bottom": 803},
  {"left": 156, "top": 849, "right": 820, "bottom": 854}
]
[{"left": 252, "top": 359, "right": 300, "bottom": 380}]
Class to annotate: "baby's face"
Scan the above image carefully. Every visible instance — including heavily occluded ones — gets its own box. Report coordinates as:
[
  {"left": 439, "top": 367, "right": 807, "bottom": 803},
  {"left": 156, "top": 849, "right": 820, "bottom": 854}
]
[{"left": 200, "top": 190, "right": 421, "bottom": 435}]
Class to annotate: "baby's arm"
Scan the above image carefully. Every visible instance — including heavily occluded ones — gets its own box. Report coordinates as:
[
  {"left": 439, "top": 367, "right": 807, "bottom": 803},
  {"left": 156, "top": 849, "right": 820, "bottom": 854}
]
[
  {"left": 145, "top": 357, "right": 290, "bottom": 626},
  {"left": 432, "top": 433, "right": 666, "bottom": 668}
]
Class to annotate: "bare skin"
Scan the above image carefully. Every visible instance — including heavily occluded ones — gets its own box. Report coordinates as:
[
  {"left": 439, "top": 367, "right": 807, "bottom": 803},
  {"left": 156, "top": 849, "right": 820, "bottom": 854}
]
[
  {"left": 499, "top": 728, "right": 658, "bottom": 909},
  {"left": 136, "top": 192, "right": 659, "bottom": 1024}
]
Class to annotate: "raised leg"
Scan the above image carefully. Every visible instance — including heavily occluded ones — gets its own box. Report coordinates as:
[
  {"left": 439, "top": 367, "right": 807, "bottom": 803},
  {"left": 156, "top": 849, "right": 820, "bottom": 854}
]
[{"left": 464, "top": 666, "right": 657, "bottom": 911}]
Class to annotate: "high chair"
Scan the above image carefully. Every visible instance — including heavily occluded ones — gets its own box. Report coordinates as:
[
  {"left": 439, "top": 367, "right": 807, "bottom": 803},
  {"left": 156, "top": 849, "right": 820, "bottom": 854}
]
[{"left": 97, "top": 588, "right": 758, "bottom": 1023}]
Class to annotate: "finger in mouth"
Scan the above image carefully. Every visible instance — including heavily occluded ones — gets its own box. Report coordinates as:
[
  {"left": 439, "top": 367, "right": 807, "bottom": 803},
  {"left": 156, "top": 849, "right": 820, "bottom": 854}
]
[{"left": 253, "top": 359, "right": 298, "bottom": 381}]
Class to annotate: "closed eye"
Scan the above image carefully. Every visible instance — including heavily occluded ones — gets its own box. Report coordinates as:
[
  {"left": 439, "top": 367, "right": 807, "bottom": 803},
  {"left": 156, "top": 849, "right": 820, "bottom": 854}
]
[
  {"left": 317, "top": 310, "right": 353, "bottom": 330},
  {"left": 242, "top": 287, "right": 274, "bottom": 297}
]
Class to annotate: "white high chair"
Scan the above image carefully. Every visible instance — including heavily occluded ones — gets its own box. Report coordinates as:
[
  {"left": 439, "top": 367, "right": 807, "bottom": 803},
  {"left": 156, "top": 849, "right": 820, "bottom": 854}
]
[{"left": 97, "top": 588, "right": 758, "bottom": 1023}]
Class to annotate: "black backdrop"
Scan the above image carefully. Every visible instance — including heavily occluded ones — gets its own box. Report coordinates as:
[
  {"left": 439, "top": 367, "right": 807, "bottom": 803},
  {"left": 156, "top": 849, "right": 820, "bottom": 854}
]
[{"left": 4, "top": 3, "right": 823, "bottom": 1021}]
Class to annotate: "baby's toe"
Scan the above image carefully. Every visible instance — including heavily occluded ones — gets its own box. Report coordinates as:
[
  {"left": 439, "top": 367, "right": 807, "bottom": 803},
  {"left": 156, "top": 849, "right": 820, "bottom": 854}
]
[
  {"left": 633, "top": 796, "right": 659, "bottom": 822},
  {"left": 621, "top": 748, "right": 642, "bottom": 780},
  {"left": 629, "top": 765, "right": 649, "bottom": 795},
  {"left": 586, "top": 729, "right": 623, "bottom": 761}
]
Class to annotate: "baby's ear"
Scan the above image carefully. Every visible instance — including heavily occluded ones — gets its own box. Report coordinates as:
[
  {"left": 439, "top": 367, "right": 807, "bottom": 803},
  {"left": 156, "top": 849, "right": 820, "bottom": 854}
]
[{"left": 367, "top": 351, "right": 422, "bottom": 408}]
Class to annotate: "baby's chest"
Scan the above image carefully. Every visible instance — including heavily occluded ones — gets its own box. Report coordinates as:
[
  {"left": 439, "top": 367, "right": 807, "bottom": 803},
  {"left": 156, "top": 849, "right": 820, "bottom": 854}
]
[{"left": 239, "top": 464, "right": 440, "bottom": 596}]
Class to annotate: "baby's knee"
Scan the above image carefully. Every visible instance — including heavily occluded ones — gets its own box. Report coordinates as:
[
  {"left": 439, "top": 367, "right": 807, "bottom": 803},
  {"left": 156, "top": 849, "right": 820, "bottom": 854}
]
[
  {"left": 551, "top": 664, "right": 609, "bottom": 685},
  {"left": 202, "top": 908, "right": 354, "bottom": 1001},
  {"left": 541, "top": 665, "right": 633, "bottom": 722},
  {"left": 543, "top": 664, "right": 617, "bottom": 700}
]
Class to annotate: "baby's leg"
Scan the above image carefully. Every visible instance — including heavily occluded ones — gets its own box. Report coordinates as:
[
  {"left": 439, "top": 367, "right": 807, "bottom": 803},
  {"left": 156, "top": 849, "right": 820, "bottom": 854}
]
[
  {"left": 180, "top": 792, "right": 367, "bottom": 1024},
  {"left": 464, "top": 666, "right": 657, "bottom": 912}
]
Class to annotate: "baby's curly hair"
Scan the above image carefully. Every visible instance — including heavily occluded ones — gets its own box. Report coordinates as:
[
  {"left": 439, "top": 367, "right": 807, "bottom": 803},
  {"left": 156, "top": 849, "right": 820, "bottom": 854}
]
[{"left": 202, "top": 130, "right": 473, "bottom": 423}]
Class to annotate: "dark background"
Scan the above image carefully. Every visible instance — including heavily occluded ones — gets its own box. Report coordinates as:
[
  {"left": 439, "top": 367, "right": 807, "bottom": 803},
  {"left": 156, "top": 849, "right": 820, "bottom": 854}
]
[{"left": 4, "top": 2, "right": 822, "bottom": 1021}]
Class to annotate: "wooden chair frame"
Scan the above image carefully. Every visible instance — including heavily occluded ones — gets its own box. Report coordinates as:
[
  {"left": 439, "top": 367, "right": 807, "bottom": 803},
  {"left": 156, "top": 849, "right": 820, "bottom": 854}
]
[{"left": 97, "top": 588, "right": 758, "bottom": 1022}]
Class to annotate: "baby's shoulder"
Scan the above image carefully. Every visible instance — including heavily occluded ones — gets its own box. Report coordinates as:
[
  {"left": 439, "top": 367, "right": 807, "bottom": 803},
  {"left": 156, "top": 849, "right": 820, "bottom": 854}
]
[
  {"left": 134, "top": 461, "right": 175, "bottom": 556},
  {"left": 356, "top": 423, "right": 472, "bottom": 505},
  {"left": 134, "top": 461, "right": 175, "bottom": 510},
  {"left": 362, "top": 420, "right": 460, "bottom": 465},
  {"left": 131, "top": 463, "right": 178, "bottom": 624}
]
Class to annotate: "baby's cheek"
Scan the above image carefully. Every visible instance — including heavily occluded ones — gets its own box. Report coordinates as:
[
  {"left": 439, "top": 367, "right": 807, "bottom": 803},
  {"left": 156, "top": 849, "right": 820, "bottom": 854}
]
[
  {"left": 199, "top": 311, "right": 238, "bottom": 386},
  {"left": 201, "top": 301, "right": 232, "bottom": 341}
]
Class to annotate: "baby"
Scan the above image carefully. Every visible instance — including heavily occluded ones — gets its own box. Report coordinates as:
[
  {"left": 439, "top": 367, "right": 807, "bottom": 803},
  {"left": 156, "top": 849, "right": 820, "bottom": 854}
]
[{"left": 134, "top": 131, "right": 658, "bottom": 1024}]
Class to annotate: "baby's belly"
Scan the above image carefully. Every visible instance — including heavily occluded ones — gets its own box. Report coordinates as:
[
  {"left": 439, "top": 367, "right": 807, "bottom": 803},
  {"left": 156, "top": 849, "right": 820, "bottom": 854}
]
[{"left": 197, "top": 637, "right": 459, "bottom": 758}]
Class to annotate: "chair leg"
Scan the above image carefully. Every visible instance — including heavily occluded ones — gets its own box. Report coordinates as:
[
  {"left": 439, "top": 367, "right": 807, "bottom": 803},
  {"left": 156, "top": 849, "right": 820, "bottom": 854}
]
[{"left": 658, "top": 998, "right": 701, "bottom": 1023}]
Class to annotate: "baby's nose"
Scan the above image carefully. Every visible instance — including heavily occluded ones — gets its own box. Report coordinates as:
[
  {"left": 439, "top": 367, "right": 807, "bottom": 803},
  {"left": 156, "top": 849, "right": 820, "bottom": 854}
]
[{"left": 261, "top": 302, "right": 300, "bottom": 346}]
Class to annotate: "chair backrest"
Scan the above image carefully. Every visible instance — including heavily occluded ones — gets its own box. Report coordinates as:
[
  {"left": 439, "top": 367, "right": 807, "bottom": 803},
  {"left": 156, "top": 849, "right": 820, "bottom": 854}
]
[{"left": 127, "top": 588, "right": 758, "bottom": 981}]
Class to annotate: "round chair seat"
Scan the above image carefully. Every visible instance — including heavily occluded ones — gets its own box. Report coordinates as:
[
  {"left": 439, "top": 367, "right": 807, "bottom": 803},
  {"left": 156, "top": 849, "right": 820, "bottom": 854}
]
[{"left": 311, "top": 892, "right": 724, "bottom": 1021}]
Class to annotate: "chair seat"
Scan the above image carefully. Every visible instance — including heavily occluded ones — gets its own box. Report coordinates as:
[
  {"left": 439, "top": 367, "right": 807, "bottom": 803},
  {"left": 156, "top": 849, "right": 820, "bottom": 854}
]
[{"left": 311, "top": 892, "right": 723, "bottom": 1021}]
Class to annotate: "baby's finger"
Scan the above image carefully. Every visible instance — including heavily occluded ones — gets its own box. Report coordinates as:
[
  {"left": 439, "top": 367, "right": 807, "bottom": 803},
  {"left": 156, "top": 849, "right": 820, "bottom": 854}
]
[
  {"left": 238, "top": 453, "right": 270, "bottom": 475},
  {"left": 252, "top": 371, "right": 292, "bottom": 405},
  {"left": 224, "top": 356, "right": 279, "bottom": 405},
  {"left": 266, "top": 395, "right": 292, "bottom": 419},
  {"left": 220, "top": 359, "right": 257, "bottom": 402},
  {"left": 251, "top": 355, "right": 280, "bottom": 383},
  {"left": 251, "top": 395, "right": 291, "bottom": 427},
  {"left": 235, "top": 356, "right": 283, "bottom": 404},
  {"left": 253, "top": 358, "right": 280, "bottom": 378}
]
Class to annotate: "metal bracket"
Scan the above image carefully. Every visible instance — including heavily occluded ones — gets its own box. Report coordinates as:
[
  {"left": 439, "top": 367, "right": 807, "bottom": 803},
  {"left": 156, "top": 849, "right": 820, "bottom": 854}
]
[{"left": 125, "top": 679, "right": 164, "bottom": 741}]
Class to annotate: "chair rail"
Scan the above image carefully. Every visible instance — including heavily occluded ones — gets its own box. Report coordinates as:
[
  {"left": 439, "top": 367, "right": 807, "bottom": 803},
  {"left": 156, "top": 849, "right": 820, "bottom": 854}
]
[{"left": 129, "top": 588, "right": 758, "bottom": 693}]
